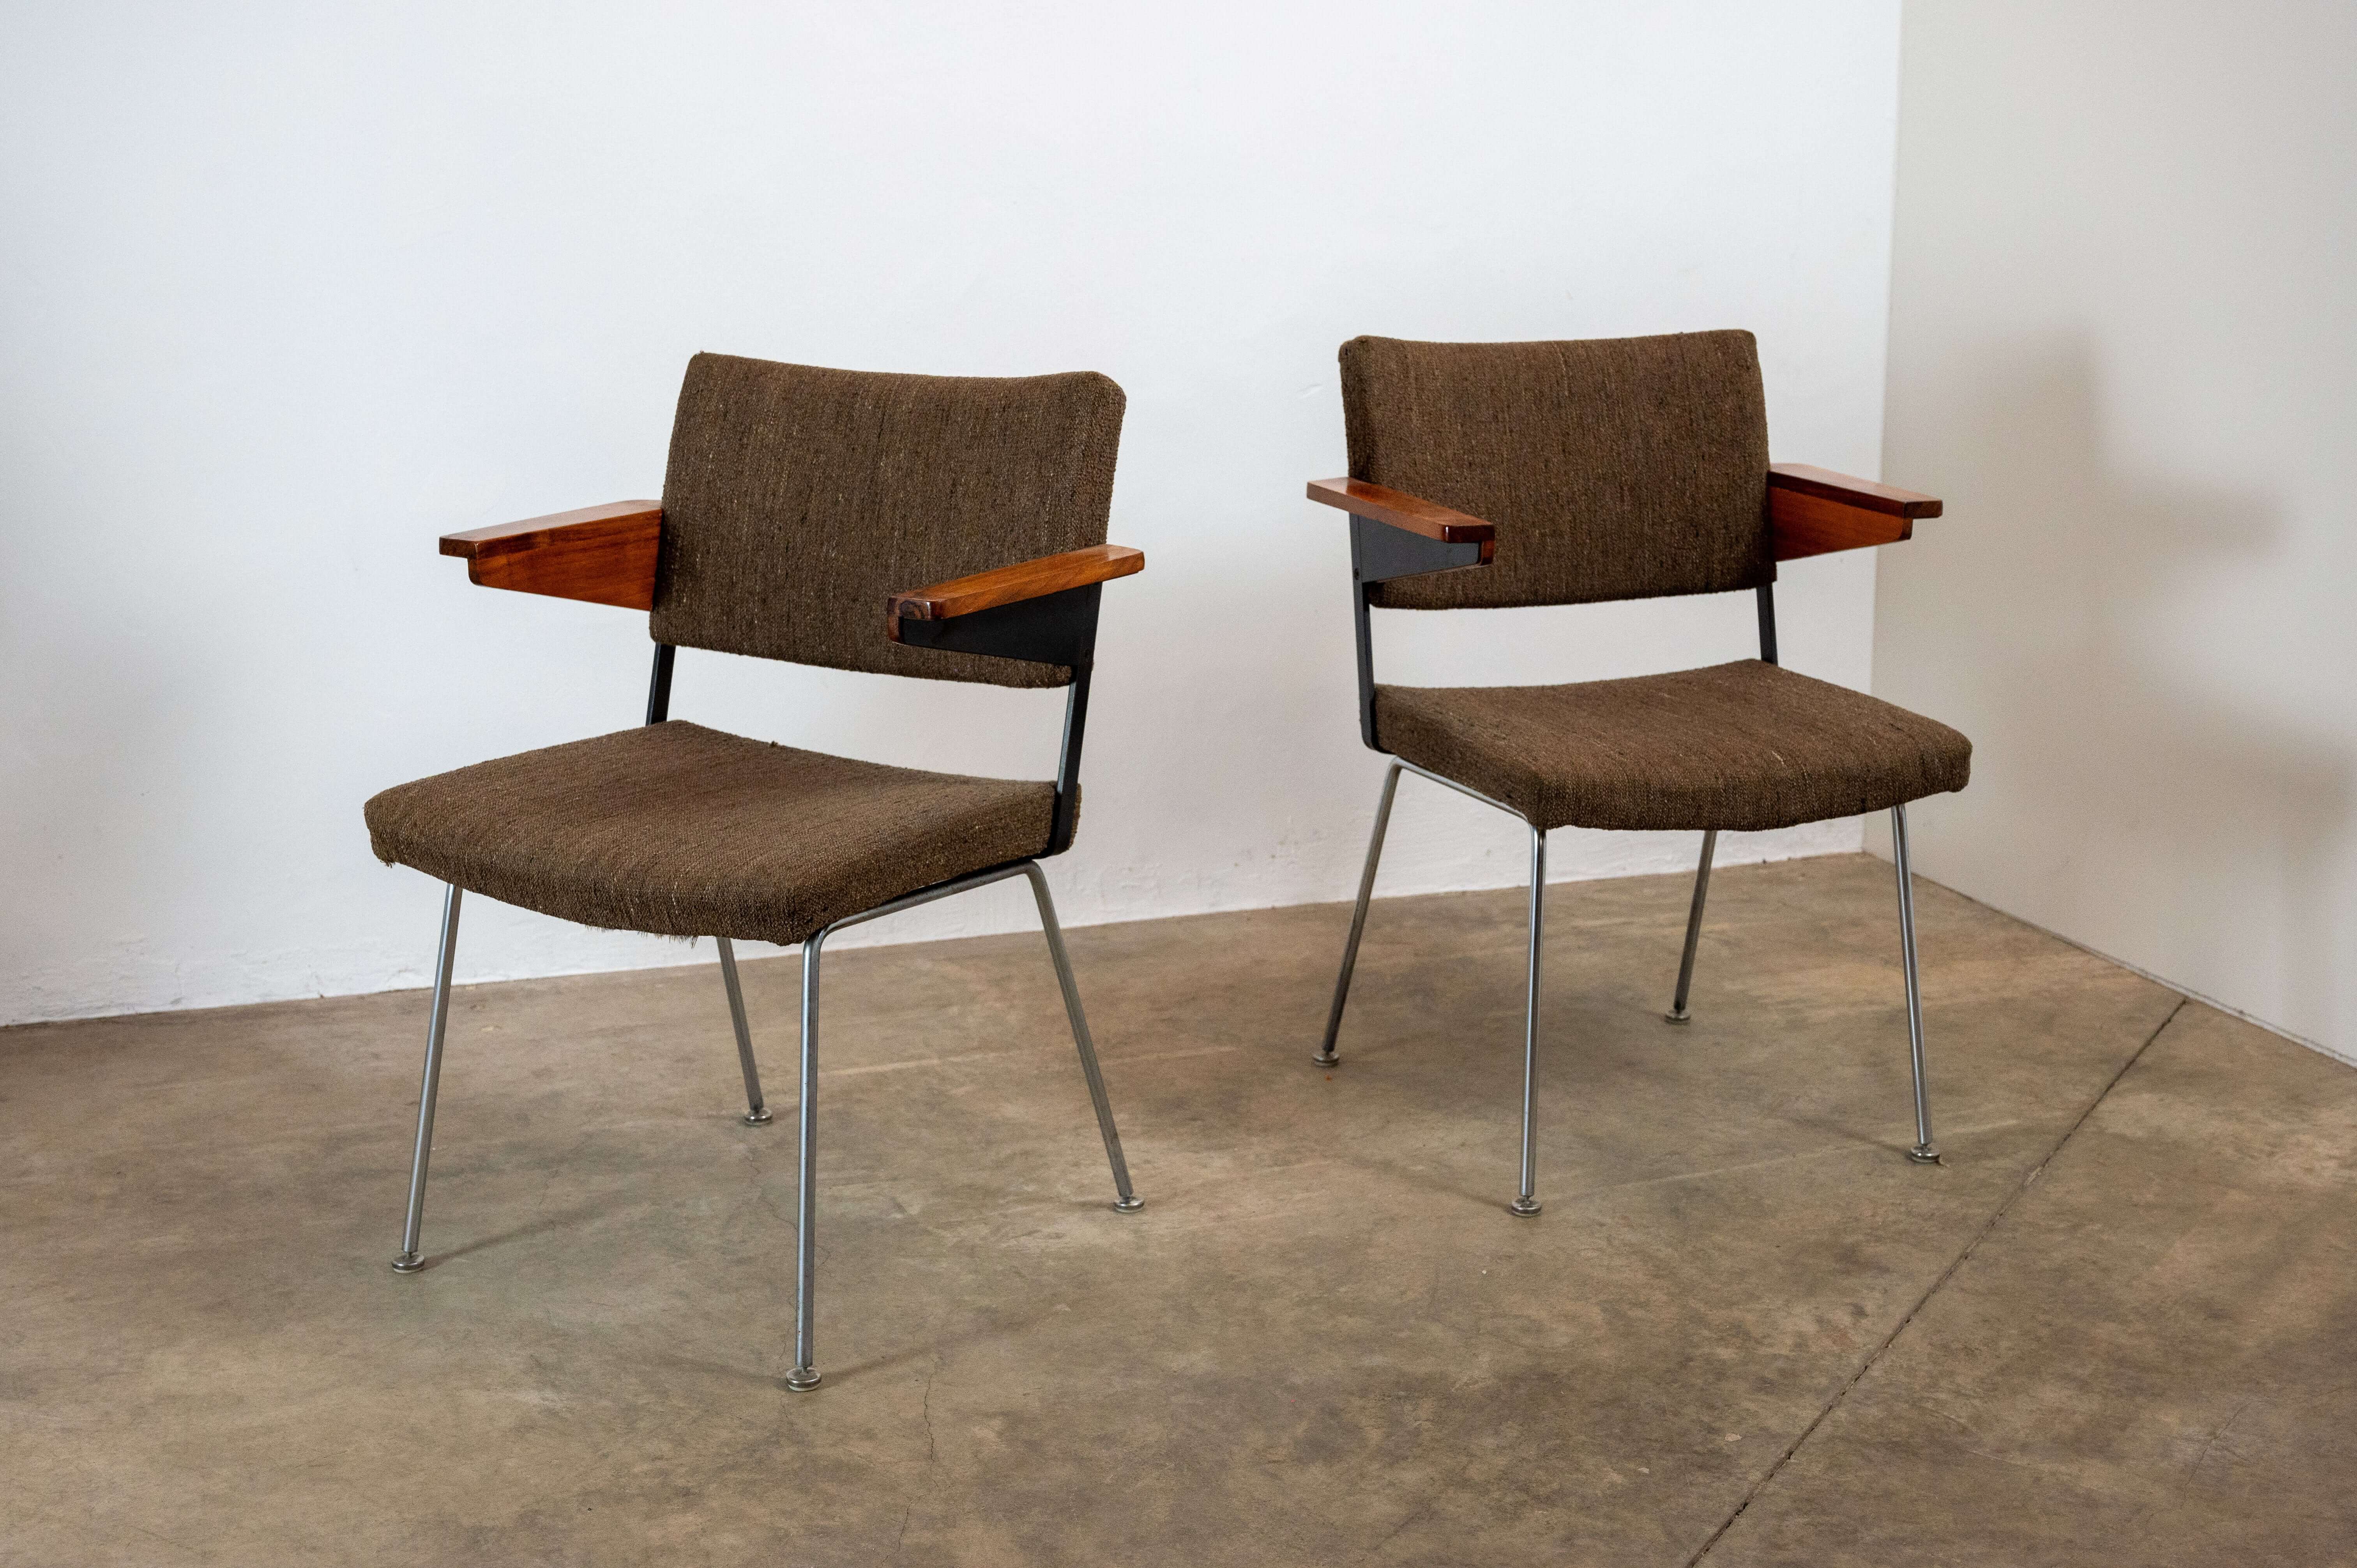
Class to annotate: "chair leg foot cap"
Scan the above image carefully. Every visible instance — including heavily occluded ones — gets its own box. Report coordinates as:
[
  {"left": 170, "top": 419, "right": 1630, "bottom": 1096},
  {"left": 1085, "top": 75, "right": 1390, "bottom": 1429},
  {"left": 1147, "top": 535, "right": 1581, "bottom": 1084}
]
[
  {"left": 743, "top": 1106, "right": 773, "bottom": 1125},
  {"left": 390, "top": 1253, "right": 424, "bottom": 1274},
  {"left": 1908, "top": 1143, "right": 1942, "bottom": 1165},
  {"left": 1509, "top": 1197, "right": 1542, "bottom": 1217},
  {"left": 785, "top": 1367, "right": 823, "bottom": 1392},
  {"left": 1311, "top": 1051, "right": 1341, "bottom": 1067},
  {"left": 1663, "top": 1008, "right": 1691, "bottom": 1025},
  {"left": 1112, "top": 1194, "right": 1145, "bottom": 1213}
]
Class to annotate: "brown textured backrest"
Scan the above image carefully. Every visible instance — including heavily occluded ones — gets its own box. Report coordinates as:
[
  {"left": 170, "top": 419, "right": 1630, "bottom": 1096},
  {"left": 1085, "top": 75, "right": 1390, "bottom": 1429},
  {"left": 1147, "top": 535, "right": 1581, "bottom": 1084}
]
[
  {"left": 652, "top": 353, "right": 1125, "bottom": 688},
  {"left": 1341, "top": 331, "right": 1773, "bottom": 609}
]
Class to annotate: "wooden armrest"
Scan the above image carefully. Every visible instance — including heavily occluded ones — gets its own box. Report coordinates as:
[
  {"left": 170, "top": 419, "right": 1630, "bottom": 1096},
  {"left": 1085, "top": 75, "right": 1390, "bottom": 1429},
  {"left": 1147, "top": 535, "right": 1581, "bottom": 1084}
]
[
  {"left": 439, "top": 501, "right": 663, "bottom": 610},
  {"left": 886, "top": 544, "right": 1144, "bottom": 637},
  {"left": 1307, "top": 478, "right": 1496, "bottom": 558},
  {"left": 1768, "top": 465, "right": 1943, "bottom": 562}
]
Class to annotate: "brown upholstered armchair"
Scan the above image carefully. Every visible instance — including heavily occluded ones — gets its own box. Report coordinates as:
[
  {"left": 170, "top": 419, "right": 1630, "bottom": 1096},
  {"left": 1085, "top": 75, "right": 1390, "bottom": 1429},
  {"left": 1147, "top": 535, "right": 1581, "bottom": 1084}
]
[
  {"left": 1307, "top": 330, "right": 1969, "bottom": 1217},
  {"left": 364, "top": 353, "right": 1147, "bottom": 1391}
]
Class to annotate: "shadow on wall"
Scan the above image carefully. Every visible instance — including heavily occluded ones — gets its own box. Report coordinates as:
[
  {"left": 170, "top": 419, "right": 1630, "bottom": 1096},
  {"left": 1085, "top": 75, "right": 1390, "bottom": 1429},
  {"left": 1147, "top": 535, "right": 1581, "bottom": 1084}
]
[{"left": 1892, "top": 337, "right": 2348, "bottom": 1049}]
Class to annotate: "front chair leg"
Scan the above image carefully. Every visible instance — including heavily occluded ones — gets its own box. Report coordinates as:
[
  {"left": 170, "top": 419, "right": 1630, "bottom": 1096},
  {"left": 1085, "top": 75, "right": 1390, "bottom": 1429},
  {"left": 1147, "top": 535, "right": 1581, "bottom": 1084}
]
[
  {"left": 1512, "top": 826, "right": 1546, "bottom": 1217},
  {"left": 1664, "top": 829, "right": 1717, "bottom": 1023},
  {"left": 785, "top": 933, "right": 825, "bottom": 1391},
  {"left": 714, "top": 937, "right": 772, "bottom": 1125},
  {"left": 1316, "top": 759, "right": 1404, "bottom": 1066},
  {"left": 1891, "top": 805, "right": 1941, "bottom": 1164},
  {"left": 1022, "top": 863, "right": 1145, "bottom": 1213},
  {"left": 392, "top": 883, "right": 464, "bottom": 1273}
]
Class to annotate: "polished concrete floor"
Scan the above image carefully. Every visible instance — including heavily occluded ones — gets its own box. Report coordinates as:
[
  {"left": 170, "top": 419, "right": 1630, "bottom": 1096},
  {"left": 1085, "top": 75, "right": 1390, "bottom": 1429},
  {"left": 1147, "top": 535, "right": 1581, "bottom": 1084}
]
[{"left": 5, "top": 854, "right": 2353, "bottom": 1565}]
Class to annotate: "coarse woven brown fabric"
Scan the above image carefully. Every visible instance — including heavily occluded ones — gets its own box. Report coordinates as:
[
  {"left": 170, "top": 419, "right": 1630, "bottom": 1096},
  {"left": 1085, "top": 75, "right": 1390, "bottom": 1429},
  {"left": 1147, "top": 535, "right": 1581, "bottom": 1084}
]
[
  {"left": 1374, "top": 660, "right": 1971, "bottom": 832},
  {"left": 363, "top": 722, "right": 1058, "bottom": 947},
  {"left": 1341, "top": 331, "right": 1774, "bottom": 609},
  {"left": 652, "top": 352, "right": 1125, "bottom": 689}
]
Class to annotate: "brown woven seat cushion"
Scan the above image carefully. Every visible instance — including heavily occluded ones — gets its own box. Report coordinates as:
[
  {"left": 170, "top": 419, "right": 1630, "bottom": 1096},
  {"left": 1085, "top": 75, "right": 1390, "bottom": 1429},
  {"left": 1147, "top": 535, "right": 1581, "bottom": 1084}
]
[
  {"left": 1375, "top": 660, "right": 1970, "bottom": 833},
  {"left": 363, "top": 722, "right": 1057, "bottom": 947}
]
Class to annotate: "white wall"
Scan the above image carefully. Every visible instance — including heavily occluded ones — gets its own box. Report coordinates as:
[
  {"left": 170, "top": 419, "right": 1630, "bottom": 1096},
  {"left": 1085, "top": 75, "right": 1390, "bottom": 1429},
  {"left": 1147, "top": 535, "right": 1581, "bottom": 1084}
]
[
  {"left": 0, "top": 2, "right": 1904, "bottom": 1025},
  {"left": 1875, "top": 0, "right": 2357, "bottom": 1059}
]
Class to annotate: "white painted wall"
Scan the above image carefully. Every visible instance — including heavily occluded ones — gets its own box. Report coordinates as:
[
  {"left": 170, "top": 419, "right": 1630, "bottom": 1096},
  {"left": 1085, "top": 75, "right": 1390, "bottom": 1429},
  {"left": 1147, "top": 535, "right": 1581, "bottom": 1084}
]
[
  {"left": 1, "top": 2, "right": 1903, "bottom": 1024},
  {"left": 1875, "top": 1, "right": 2357, "bottom": 1058}
]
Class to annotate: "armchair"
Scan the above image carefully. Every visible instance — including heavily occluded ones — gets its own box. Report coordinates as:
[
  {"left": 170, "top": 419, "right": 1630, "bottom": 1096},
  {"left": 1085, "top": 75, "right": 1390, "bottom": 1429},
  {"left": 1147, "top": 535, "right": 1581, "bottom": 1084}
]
[
  {"left": 366, "top": 353, "right": 1148, "bottom": 1393},
  {"left": 1306, "top": 330, "right": 1970, "bottom": 1218}
]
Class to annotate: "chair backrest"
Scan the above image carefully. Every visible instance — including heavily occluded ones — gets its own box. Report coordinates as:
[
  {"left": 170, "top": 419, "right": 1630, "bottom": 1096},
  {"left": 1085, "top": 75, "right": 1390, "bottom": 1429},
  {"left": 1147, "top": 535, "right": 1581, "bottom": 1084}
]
[
  {"left": 1340, "top": 330, "right": 1772, "bottom": 609},
  {"left": 651, "top": 352, "right": 1126, "bottom": 689}
]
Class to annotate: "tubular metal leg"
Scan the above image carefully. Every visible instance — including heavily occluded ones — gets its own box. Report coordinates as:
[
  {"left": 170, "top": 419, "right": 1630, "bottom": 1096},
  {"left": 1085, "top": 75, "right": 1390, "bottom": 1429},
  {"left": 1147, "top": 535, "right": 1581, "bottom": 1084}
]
[
  {"left": 715, "top": 937, "right": 772, "bottom": 1125},
  {"left": 392, "top": 884, "right": 464, "bottom": 1273},
  {"left": 1023, "top": 864, "right": 1144, "bottom": 1213},
  {"left": 1891, "top": 805, "right": 1940, "bottom": 1164},
  {"left": 1665, "top": 830, "right": 1717, "bottom": 1023},
  {"left": 1316, "top": 761, "right": 1403, "bottom": 1067},
  {"left": 1511, "top": 828, "right": 1546, "bottom": 1217},
  {"left": 785, "top": 935, "right": 824, "bottom": 1391}
]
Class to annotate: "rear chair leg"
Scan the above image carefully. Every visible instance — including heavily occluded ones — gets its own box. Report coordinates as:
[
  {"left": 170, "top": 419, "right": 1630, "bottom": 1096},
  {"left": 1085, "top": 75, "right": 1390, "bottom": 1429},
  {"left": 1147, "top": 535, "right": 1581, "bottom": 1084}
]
[
  {"left": 1511, "top": 826, "right": 1546, "bottom": 1217},
  {"left": 715, "top": 937, "right": 772, "bottom": 1125},
  {"left": 1023, "top": 863, "right": 1144, "bottom": 1213},
  {"left": 1665, "top": 829, "right": 1717, "bottom": 1023},
  {"left": 1316, "top": 760, "right": 1404, "bottom": 1067},
  {"left": 392, "top": 884, "right": 464, "bottom": 1273},
  {"left": 786, "top": 934, "right": 825, "bottom": 1391},
  {"left": 1891, "top": 805, "right": 1941, "bottom": 1164}
]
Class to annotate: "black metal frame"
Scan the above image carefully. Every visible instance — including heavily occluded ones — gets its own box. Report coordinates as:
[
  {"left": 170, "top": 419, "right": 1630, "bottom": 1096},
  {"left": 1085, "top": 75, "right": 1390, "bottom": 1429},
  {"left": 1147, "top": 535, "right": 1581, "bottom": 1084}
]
[
  {"left": 643, "top": 580, "right": 1104, "bottom": 858},
  {"left": 1348, "top": 514, "right": 1487, "bottom": 750},
  {"left": 1346, "top": 512, "right": 1782, "bottom": 750},
  {"left": 645, "top": 641, "right": 677, "bottom": 725}
]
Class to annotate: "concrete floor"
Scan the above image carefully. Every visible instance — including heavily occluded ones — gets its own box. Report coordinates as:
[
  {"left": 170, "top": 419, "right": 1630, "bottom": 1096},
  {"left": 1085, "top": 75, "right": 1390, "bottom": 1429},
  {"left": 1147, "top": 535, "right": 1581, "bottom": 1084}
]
[{"left": 4, "top": 854, "right": 2352, "bottom": 1566}]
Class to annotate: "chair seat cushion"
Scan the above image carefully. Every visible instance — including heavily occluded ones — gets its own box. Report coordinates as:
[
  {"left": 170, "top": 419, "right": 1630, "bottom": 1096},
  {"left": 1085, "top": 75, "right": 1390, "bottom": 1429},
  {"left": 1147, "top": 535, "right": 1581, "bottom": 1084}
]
[
  {"left": 1374, "top": 660, "right": 1970, "bottom": 833},
  {"left": 363, "top": 722, "right": 1057, "bottom": 947}
]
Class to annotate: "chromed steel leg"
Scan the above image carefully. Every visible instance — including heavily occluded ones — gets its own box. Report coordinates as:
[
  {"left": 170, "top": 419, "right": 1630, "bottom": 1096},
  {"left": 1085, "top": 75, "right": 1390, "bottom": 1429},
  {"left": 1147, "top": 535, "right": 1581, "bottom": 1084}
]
[
  {"left": 392, "top": 884, "right": 463, "bottom": 1273},
  {"left": 785, "top": 934, "right": 824, "bottom": 1391},
  {"left": 1023, "top": 864, "right": 1144, "bottom": 1213},
  {"left": 715, "top": 937, "right": 771, "bottom": 1125},
  {"left": 1511, "top": 827, "right": 1546, "bottom": 1217},
  {"left": 1665, "top": 830, "right": 1718, "bottom": 1023},
  {"left": 1315, "top": 760, "right": 1403, "bottom": 1067},
  {"left": 1891, "top": 805, "right": 1940, "bottom": 1164}
]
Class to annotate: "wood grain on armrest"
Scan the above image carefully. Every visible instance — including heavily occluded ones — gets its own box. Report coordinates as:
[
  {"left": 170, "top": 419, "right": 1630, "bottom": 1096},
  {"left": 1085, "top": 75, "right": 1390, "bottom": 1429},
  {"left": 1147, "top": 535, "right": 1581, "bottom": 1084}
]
[
  {"left": 886, "top": 544, "right": 1144, "bottom": 629},
  {"left": 1307, "top": 478, "right": 1496, "bottom": 555},
  {"left": 1769, "top": 464, "right": 1942, "bottom": 517},
  {"left": 1767, "top": 466, "right": 1943, "bottom": 561},
  {"left": 438, "top": 501, "right": 662, "bottom": 610}
]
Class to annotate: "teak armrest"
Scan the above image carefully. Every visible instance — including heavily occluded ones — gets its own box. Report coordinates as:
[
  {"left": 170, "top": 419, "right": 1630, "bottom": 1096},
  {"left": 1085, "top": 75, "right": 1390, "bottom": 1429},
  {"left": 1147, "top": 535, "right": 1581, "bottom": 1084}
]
[
  {"left": 1306, "top": 478, "right": 1497, "bottom": 560},
  {"left": 885, "top": 544, "right": 1143, "bottom": 635},
  {"left": 440, "top": 501, "right": 663, "bottom": 610},
  {"left": 1768, "top": 465, "right": 1943, "bottom": 562}
]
